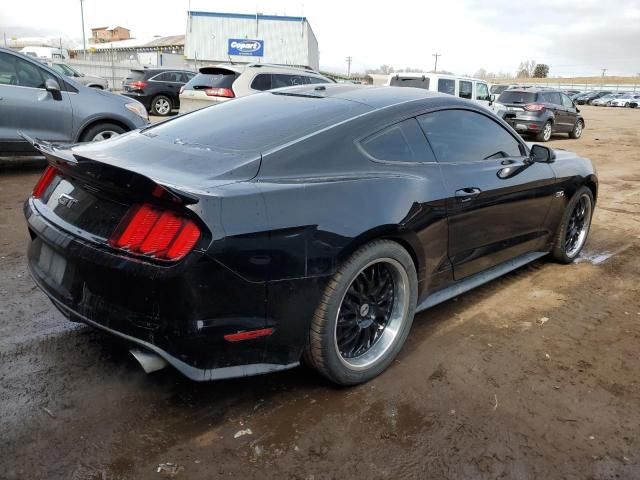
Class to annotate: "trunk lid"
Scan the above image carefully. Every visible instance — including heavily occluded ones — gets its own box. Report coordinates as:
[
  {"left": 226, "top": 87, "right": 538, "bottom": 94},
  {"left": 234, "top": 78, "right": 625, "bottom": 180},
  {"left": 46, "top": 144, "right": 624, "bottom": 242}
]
[{"left": 24, "top": 132, "right": 260, "bottom": 243}]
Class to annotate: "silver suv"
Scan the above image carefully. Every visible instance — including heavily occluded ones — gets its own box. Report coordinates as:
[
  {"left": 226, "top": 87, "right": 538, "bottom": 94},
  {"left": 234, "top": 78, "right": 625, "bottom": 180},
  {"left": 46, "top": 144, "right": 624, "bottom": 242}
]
[
  {"left": 0, "top": 48, "right": 148, "bottom": 155},
  {"left": 46, "top": 61, "right": 109, "bottom": 90},
  {"left": 179, "top": 63, "right": 333, "bottom": 113}
]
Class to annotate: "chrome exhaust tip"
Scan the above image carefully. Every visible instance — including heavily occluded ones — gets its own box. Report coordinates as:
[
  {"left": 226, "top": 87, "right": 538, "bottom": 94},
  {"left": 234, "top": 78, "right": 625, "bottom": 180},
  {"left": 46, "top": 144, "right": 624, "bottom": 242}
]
[{"left": 130, "top": 348, "right": 168, "bottom": 374}]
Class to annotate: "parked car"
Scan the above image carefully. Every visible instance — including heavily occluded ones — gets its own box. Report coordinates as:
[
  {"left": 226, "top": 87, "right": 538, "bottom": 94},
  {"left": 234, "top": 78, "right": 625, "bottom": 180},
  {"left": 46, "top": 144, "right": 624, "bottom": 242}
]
[
  {"left": 570, "top": 92, "right": 586, "bottom": 101},
  {"left": 0, "top": 48, "right": 148, "bottom": 154},
  {"left": 387, "top": 73, "right": 492, "bottom": 109},
  {"left": 24, "top": 85, "right": 597, "bottom": 385},
  {"left": 44, "top": 61, "right": 109, "bottom": 89},
  {"left": 490, "top": 84, "right": 512, "bottom": 96},
  {"left": 562, "top": 89, "right": 582, "bottom": 96},
  {"left": 575, "top": 91, "right": 612, "bottom": 105},
  {"left": 610, "top": 94, "right": 640, "bottom": 108},
  {"left": 591, "top": 93, "right": 627, "bottom": 107},
  {"left": 178, "top": 63, "right": 333, "bottom": 113},
  {"left": 497, "top": 87, "right": 584, "bottom": 141},
  {"left": 122, "top": 68, "right": 196, "bottom": 116}
]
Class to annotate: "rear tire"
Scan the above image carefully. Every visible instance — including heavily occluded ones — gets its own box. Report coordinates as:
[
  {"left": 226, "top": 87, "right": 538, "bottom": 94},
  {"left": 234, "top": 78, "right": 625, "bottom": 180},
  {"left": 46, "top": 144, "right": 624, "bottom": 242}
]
[
  {"left": 79, "top": 122, "right": 126, "bottom": 142},
  {"left": 151, "top": 95, "right": 172, "bottom": 116},
  {"left": 304, "top": 240, "right": 418, "bottom": 385},
  {"left": 535, "top": 121, "right": 552, "bottom": 142},
  {"left": 569, "top": 119, "right": 583, "bottom": 139},
  {"left": 551, "top": 186, "right": 594, "bottom": 264}
]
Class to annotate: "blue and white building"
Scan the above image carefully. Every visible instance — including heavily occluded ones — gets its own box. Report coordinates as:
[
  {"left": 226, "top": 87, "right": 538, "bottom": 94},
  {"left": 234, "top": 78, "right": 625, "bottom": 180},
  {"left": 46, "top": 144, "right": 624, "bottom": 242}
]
[{"left": 185, "top": 11, "right": 320, "bottom": 70}]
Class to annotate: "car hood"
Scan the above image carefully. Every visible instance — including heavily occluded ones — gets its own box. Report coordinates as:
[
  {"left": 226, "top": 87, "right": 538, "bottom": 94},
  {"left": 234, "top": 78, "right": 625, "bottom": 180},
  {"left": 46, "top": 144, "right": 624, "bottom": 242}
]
[{"left": 66, "top": 130, "right": 261, "bottom": 194}]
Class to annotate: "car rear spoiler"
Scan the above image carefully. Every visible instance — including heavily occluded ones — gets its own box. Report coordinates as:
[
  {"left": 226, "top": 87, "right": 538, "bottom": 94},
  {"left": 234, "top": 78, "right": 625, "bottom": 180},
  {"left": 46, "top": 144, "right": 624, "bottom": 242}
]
[{"left": 19, "top": 132, "right": 200, "bottom": 205}]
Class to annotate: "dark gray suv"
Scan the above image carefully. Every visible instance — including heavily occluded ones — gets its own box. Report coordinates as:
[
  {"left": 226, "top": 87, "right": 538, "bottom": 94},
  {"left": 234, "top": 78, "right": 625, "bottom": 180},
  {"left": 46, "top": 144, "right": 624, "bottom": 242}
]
[
  {"left": 498, "top": 88, "right": 584, "bottom": 142},
  {"left": 0, "top": 48, "right": 149, "bottom": 155}
]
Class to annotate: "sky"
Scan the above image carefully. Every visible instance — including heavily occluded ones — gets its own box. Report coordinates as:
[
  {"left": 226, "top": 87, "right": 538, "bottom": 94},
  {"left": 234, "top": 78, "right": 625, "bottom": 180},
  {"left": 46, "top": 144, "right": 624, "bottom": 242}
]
[{"left": 1, "top": 0, "right": 639, "bottom": 77}]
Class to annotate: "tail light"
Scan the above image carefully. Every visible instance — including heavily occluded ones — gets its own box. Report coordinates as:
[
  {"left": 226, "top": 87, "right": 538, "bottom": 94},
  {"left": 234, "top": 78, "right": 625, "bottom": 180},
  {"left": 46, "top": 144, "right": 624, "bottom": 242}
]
[
  {"left": 204, "top": 87, "right": 234, "bottom": 98},
  {"left": 32, "top": 166, "right": 58, "bottom": 198},
  {"left": 128, "top": 81, "right": 148, "bottom": 90},
  {"left": 524, "top": 103, "right": 546, "bottom": 112},
  {"left": 109, "top": 203, "right": 201, "bottom": 260}
]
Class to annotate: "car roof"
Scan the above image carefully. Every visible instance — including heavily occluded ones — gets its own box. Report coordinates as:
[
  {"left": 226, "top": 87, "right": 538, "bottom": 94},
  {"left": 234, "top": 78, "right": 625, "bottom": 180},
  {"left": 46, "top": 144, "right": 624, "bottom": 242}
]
[
  {"left": 197, "top": 63, "right": 326, "bottom": 77},
  {"left": 268, "top": 83, "right": 454, "bottom": 109},
  {"left": 503, "top": 86, "right": 560, "bottom": 93},
  {"left": 388, "top": 72, "right": 487, "bottom": 83}
]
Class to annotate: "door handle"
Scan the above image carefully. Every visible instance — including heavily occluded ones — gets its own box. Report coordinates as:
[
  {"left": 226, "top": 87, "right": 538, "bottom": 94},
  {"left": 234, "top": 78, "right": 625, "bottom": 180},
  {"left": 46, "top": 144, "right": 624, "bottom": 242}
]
[{"left": 455, "top": 187, "right": 482, "bottom": 202}]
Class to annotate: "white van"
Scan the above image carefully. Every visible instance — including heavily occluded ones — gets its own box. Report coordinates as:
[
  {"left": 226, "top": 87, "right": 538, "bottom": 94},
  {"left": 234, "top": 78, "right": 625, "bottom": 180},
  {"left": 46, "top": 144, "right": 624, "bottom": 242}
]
[{"left": 386, "top": 73, "right": 492, "bottom": 109}]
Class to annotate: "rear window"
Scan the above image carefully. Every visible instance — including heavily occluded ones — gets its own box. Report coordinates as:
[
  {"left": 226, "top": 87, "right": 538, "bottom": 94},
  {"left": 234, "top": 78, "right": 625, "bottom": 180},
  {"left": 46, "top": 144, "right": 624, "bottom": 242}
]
[
  {"left": 390, "top": 76, "right": 430, "bottom": 90},
  {"left": 183, "top": 69, "right": 239, "bottom": 91},
  {"left": 125, "top": 70, "right": 146, "bottom": 81},
  {"left": 498, "top": 91, "right": 538, "bottom": 104},
  {"left": 143, "top": 92, "right": 371, "bottom": 151}
]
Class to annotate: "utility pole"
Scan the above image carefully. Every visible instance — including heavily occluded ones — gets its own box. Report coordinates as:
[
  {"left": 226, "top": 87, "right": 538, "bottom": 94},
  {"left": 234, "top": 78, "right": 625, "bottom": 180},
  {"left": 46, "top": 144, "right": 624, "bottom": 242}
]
[
  {"left": 432, "top": 53, "right": 441, "bottom": 72},
  {"left": 601, "top": 68, "right": 607, "bottom": 78},
  {"left": 346, "top": 56, "right": 352, "bottom": 78},
  {"left": 79, "top": 0, "right": 87, "bottom": 60}
]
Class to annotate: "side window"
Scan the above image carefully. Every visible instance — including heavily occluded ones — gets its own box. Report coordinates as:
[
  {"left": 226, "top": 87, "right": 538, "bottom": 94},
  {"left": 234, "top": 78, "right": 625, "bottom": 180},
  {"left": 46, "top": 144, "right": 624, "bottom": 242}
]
[
  {"left": 182, "top": 72, "right": 195, "bottom": 83},
  {"left": 542, "top": 92, "right": 561, "bottom": 105},
  {"left": 153, "top": 72, "right": 171, "bottom": 82},
  {"left": 271, "top": 74, "right": 305, "bottom": 88},
  {"left": 251, "top": 74, "right": 272, "bottom": 91},
  {"left": 459, "top": 80, "right": 472, "bottom": 99},
  {"left": 361, "top": 118, "right": 436, "bottom": 163},
  {"left": 305, "top": 76, "right": 330, "bottom": 85},
  {"left": 476, "top": 83, "right": 490, "bottom": 101},
  {"left": 0, "top": 53, "right": 17, "bottom": 85},
  {"left": 14, "top": 57, "right": 51, "bottom": 88},
  {"left": 437, "top": 78, "right": 455, "bottom": 95},
  {"left": 561, "top": 94, "right": 574, "bottom": 108},
  {"left": 418, "top": 109, "right": 524, "bottom": 163}
]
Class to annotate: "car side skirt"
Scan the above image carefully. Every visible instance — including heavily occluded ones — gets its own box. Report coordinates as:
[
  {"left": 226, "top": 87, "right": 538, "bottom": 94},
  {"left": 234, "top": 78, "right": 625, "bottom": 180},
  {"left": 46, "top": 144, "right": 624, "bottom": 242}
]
[{"left": 417, "top": 251, "right": 548, "bottom": 312}]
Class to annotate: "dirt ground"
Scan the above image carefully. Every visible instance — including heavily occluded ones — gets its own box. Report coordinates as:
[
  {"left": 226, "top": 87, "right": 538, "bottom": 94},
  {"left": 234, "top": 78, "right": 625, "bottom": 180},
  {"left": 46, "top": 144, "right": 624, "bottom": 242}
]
[{"left": 1, "top": 106, "right": 639, "bottom": 480}]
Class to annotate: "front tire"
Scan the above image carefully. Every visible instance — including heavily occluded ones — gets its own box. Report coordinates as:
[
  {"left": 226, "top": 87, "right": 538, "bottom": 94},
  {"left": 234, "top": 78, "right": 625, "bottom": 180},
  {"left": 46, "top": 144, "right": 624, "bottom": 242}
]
[
  {"left": 151, "top": 95, "right": 172, "bottom": 116},
  {"left": 79, "top": 122, "right": 126, "bottom": 142},
  {"left": 551, "top": 186, "right": 594, "bottom": 263},
  {"left": 536, "top": 121, "right": 553, "bottom": 142},
  {"left": 304, "top": 240, "right": 418, "bottom": 385}
]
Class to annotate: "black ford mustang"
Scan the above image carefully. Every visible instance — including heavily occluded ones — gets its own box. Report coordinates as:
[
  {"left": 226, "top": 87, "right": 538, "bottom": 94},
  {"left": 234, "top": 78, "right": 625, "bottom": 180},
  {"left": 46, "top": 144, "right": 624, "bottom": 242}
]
[{"left": 24, "top": 85, "right": 597, "bottom": 385}]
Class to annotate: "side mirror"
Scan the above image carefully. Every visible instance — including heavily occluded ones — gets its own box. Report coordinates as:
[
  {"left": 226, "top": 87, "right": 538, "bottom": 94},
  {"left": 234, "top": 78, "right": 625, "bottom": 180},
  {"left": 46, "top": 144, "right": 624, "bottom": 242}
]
[
  {"left": 490, "top": 94, "right": 496, "bottom": 102},
  {"left": 45, "top": 78, "right": 62, "bottom": 101},
  {"left": 529, "top": 144, "right": 556, "bottom": 163}
]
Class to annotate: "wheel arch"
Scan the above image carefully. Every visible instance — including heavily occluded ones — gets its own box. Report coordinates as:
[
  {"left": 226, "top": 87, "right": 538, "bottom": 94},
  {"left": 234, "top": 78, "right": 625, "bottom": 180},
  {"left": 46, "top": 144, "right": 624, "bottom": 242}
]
[
  {"left": 337, "top": 226, "right": 424, "bottom": 280},
  {"left": 584, "top": 175, "right": 598, "bottom": 204},
  {"left": 75, "top": 118, "right": 131, "bottom": 142}
]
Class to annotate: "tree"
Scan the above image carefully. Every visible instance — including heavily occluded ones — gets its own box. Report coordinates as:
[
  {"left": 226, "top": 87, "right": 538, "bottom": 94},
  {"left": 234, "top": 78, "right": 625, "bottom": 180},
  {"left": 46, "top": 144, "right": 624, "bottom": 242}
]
[
  {"left": 517, "top": 60, "right": 536, "bottom": 78},
  {"left": 474, "top": 68, "right": 487, "bottom": 79},
  {"left": 365, "top": 64, "right": 395, "bottom": 75},
  {"left": 533, "top": 64, "right": 549, "bottom": 78}
]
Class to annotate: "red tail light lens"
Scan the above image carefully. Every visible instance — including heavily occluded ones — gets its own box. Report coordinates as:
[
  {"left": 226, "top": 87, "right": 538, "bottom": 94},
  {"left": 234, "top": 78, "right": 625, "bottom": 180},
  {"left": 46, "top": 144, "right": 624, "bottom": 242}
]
[
  {"left": 524, "top": 103, "right": 546, "bottom": 112},
  {"left": 204, "top": 87, "right": 234, "bottom": 98},
  {"left": 110, "top": 204, "right": 201, "bottom": 260},
  {"left": 32, "top": 166, "right": 58, "bottom": 198},
  {"left": 128, "top": 81, "right": 148, "bottom": 90}
]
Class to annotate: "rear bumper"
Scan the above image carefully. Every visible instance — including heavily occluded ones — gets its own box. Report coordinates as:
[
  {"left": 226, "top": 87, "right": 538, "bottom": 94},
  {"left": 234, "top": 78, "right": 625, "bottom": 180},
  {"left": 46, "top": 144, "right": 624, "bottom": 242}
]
[
  {"left": 24, "top": 198, "right": 310, "bottom": 380},
  {"left": 504, "top": 114, "right": 546, "bottom": 133}
]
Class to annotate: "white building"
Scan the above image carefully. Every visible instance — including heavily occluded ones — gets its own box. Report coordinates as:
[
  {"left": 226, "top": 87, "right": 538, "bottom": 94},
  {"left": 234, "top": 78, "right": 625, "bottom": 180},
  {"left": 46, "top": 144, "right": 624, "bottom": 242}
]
[{"left": 185, "top": 11, "right": 319, "bottom": 70}]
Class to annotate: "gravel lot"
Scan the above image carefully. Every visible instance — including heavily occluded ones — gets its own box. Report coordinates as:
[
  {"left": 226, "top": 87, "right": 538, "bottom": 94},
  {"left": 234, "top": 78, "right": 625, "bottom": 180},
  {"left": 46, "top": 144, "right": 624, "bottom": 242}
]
[{"left": 1, "top": 106, "right": 639, "bottom": 479}]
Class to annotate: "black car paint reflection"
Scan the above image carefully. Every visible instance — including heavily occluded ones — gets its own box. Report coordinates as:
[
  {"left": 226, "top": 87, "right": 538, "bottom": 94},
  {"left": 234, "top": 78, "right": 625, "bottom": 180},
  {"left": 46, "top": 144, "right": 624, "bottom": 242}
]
[{"left": 24, "top": 85, "right": 597, "bottom": 381}]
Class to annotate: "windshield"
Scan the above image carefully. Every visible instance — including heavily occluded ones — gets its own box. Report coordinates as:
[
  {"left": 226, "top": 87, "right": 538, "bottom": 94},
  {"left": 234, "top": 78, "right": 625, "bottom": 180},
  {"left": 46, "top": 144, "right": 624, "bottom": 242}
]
[
  {"left": 497, "top": 91, "right": 537, "bottom": 104},
  {"left": 51, "top": 63, "right": 77, "bottom": 76},
  {"left": 490, "top": 85, "right": 509, "bottom": 94}
]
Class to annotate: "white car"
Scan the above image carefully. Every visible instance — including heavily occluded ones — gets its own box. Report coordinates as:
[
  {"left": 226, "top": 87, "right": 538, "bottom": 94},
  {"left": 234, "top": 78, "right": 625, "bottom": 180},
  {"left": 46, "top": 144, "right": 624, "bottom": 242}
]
[
  {"left": 610, "top": 94, "right": 640, "bottom": 108},
  {"left": 386, "top": 72, "right": 493, "bottom": 110},
  {"left": 179, "top": 64, "right": 333, "bottom": 113},
  {"left": 591, "top": 93, "right": 627, "bottom": 107}
]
